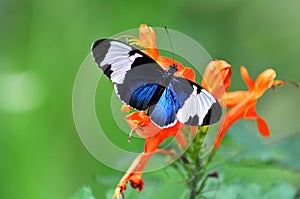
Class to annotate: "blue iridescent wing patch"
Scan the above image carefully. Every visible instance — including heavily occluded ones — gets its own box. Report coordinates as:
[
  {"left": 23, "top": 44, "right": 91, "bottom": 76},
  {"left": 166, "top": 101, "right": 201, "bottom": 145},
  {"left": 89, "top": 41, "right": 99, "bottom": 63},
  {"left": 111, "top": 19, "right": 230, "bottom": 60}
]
[
  {"left": 92, "top": 39, "right": 222, "bottom": 128},
  {"left": 129, "top": 83, "right": 164, "bottom": 110},
  {"left": 148, "top": 88, "right": 179, "bottom": 127},
  {"left": 114, "top": 63, "right": 165, "bottom": 109}
]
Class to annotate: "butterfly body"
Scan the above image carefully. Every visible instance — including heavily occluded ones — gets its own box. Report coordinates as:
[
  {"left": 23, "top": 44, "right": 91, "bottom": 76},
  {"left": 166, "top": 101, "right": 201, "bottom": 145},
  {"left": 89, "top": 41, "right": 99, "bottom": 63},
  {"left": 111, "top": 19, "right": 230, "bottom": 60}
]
[
  {"left": 92, "top": 39, "right": 222, "bottom": 128},
  {"left": 160, "top": 65, "right": 178, "bottom": 86}
]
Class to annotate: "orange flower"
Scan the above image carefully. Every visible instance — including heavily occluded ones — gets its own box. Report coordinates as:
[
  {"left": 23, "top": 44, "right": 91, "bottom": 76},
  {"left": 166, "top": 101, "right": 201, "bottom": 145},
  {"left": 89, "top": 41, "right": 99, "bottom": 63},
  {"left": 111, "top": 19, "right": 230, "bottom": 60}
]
[
  {"left": 112, "top": 112, "right": 186, "bottom": 198},
  {"left": 112, "top": 24, "right": 288, "bottom": 198},
  {"left": 112, "top": 25, "right": 192, "bottom": 199},
  {"left": 138, "top": 24, "right": 160, "bottom": 60},
  {"left": 213, "top": 66, "right": 285, "bottom": 148},
  {"left": 131, "top": 24, "right": 196, "bottom": 82},
  {"left": 112, "top": 152, "right": 151, "bottom": 199},
  {"left": 201, "top": 60, "right": 232, "bottom": 105}
]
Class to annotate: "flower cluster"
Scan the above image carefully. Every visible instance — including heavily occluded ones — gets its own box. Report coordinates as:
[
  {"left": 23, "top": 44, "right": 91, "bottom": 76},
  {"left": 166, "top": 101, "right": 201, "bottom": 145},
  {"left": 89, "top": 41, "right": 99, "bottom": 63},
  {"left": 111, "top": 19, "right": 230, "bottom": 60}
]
[
  {"left": 202, "top": 60, "right": 284, "bottom": 148},
  {"left": 112, "top": 24, "right": 285, "bottom": 199}
]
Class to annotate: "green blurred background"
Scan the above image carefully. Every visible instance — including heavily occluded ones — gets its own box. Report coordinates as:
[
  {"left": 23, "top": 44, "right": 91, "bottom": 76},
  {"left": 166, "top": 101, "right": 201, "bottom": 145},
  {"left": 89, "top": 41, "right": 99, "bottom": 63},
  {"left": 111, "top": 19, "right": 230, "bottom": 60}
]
[{"left": 1, "top": 0, "right": 300, "bottom": 198}]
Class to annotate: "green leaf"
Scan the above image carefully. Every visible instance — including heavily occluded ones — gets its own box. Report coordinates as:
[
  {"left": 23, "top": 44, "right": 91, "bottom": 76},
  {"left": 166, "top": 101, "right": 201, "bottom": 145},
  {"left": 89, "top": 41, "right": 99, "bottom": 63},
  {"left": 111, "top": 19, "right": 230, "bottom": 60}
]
[
  {"left": 217, "top": 121, "right": 300, "bottom": 170},
  {"left": 201, "top": 180, "right": 298, "bottom": 199},
  {"left": 263, "top": 182, "right": 298, "bottom": 199},
  {"left": 70, "top": 187, "right": 95, "bottom": 199}
]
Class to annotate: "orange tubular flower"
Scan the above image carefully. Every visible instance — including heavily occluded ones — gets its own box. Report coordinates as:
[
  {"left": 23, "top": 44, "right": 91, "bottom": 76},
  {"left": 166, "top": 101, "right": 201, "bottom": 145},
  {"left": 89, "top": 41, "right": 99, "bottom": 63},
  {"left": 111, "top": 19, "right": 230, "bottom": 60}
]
[
  {"left": 112, "top": 24, "right": 286, "bottom": 198},
  {"left": 138, "top": 24, "right": 160, "bottom": 60},
  {"left": 213, "top": 66, "right": 285, "bottom": 148},
  {"left": 112, "top": 152, "right": 151, "bottom": 199},
  {"left": 112, "top": 114, "right": 186, "bottom": 199},
  {"left": 132, "top": 24, "right": 196, "bottom": 82},
  {"left": 112, "top": 25, "right": 191, "bottom": 199}
]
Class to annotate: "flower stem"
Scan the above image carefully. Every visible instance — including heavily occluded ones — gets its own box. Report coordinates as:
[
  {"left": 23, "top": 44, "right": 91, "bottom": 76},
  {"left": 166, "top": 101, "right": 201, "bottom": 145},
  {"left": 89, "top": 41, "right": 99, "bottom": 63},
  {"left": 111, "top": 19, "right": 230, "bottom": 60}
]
[
  {"left": 187, "top": 127, "right": 209, "bottom": 199},
  {"left": 170, "top": 126, "right": 216, "bottom": 199}
]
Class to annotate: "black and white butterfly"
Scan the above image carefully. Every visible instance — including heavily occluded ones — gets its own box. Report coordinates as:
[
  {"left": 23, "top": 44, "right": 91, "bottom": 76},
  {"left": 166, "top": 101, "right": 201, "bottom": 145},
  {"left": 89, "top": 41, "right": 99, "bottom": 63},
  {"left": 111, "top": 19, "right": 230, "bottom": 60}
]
[{"left": 91, "top": 39, "right": 222, "bottom": 128}]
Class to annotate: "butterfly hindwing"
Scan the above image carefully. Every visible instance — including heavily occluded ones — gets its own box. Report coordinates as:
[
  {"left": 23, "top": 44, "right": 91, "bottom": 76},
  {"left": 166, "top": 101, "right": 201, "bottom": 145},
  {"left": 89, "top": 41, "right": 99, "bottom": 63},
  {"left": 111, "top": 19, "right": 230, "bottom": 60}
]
[
  {"left": 111, "top": 53, "right": 165, "bottom": 109},
  {"left": 170, "top": 77, "right": 222, "bottom": 126},
  {"left": 116, "top": 83, "right": 165, "bottom": 110},
  {"left": 148, "top": 88, "right": 178, "bottom": 127}
]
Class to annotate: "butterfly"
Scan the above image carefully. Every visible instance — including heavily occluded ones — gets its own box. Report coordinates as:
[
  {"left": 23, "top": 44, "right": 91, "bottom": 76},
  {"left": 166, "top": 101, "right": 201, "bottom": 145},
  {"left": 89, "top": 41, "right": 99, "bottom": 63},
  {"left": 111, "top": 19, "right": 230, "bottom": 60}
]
[{"left": 91, "top": 39, "right": 222, "bottom": 128}]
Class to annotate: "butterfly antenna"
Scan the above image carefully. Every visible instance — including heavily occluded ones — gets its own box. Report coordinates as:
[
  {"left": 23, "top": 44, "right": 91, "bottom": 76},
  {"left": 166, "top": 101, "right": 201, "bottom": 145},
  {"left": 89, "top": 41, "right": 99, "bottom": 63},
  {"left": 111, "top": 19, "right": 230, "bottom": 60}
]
[{"left": 164, "top": 26, "right": 175, "bottom": 66}]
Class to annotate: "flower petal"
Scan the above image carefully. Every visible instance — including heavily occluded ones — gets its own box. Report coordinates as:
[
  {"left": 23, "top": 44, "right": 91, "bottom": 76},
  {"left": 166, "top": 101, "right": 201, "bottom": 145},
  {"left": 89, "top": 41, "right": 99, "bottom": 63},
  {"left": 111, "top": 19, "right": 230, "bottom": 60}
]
[
  {"left": 121, "top": 104, "right": 132, "bottom": 112},
  {"left": 272, "top": 80, "right": 286, "bottom": 89},
  {"left": 157, "top": 56, "right": 185, "bottom": 71},
  {"left": 174, "top": 130, "right": 188, "bottom": 147},
  {"left": 214, "top": 95, "right": 254, "bottom": 148},
  {"left": 201, "top": 60, "right": 232, "bottom": 102},
  {"left": 244, "top": 105, "right": 257, "bottom": 119},
  {"left": 125, "top": 112, "right": 160, "bottom": 139},
  {"left": 215, "top": 60, "right": 232, "bottom": 91},
  {"left": 139, "top": 24, "right": 156, "bottom": 47},
  {"left": 253, "top": 68, "right": 277, "bottom": 98},
  {"left": 125, "top": 112, "right": 151, "bottom": 127},
  {"left": 112, "top": 122, "right": 184, "bottom": 198},
  {"left": 240, "top": 66, "right": 255, "bottom": 90},
  {"left": 225, "top": 91, "right": 249, "bottom": 108},
  {"left": 112, "top": 187, "right": 123, "bottom": 199},
  {"left": 244, "top": 104, "right": 270, "bottom": 137},
  {"left": 181, "top": 67, "right": 196, "bottom": 82},
  {"left": 113, "top": 152, "right": 152, "bottom": 199},
  {"left": 139, "top": 24, "right": 160, "bottom": 59},
  {"left": 144, "top": 122, "right": 183, "bottom": 153},
  {"left": 256, "top": 115, "right": 271, "bottom": 137}
]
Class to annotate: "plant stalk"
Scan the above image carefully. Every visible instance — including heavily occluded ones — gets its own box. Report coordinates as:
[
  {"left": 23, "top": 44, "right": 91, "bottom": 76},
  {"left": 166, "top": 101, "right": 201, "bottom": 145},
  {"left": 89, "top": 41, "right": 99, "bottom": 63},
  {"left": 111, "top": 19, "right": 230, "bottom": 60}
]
[{"left": 187, "top": 127, "right": 210, "bottom": 199}]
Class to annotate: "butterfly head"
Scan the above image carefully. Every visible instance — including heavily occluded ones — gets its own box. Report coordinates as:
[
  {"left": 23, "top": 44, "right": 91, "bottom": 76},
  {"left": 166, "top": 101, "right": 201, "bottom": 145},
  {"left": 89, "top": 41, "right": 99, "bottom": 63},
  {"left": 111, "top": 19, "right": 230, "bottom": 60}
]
[{"left": 168, "top": 65, "right": 178, "bottom": 74}]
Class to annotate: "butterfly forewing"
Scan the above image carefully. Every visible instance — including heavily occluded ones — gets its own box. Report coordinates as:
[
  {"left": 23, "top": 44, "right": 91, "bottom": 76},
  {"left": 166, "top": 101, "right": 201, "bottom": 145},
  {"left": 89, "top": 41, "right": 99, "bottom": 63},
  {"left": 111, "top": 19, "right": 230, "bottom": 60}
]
[
  {"left": 92, "top": 39, "right": 159, "bottom": 84},
  {"left": 92, "top": 38, "right": 165, "bottom": 104}
]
